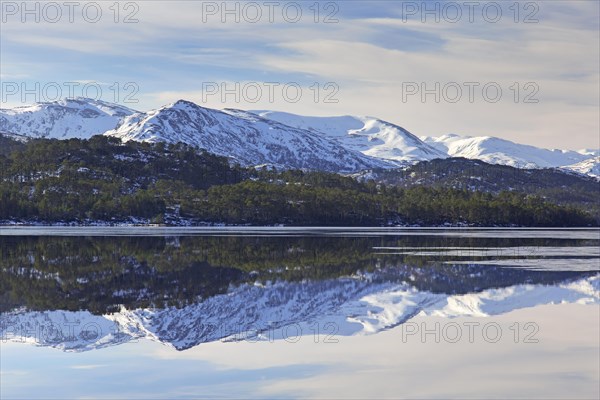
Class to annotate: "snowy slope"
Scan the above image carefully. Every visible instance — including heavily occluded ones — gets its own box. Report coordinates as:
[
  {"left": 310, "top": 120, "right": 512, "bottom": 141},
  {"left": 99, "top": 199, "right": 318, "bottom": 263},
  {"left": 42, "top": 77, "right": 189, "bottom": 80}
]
[
  {"left": 421, "top": 134, "right": 592, "bottom": 169},
  {"left": 561, "top": 156, "right": 600, "bottom": 178},
  {"left": 2, "top": 98, "right": 598, "bottom": 175},
  {"left": 251, "top": 110, "right": 446, "bottom": 164},
  {"left": 0, "top": 98, "right": 136, "bottom": 139},
  {"left": 105, "top": 100, "right": 389, "bottom": 172},
  {"left": 2, "top": 275, "right": 597, "bottom": 352}
]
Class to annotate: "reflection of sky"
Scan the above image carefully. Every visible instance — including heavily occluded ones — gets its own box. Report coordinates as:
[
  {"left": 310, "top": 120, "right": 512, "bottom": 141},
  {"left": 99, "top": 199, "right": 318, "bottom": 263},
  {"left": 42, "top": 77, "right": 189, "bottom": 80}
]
[
  {"left": 1, "top": 340, "right": 326, "bottom": 399},
  {"left": 2, "top": 305, "right": 599, "bottom": 399}
]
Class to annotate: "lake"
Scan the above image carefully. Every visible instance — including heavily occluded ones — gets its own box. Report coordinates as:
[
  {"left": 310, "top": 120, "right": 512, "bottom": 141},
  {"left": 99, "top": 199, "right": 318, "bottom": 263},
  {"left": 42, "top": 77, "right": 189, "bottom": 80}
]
[{"left": 1, "top": 227, "right": 599, "bottom": 399}]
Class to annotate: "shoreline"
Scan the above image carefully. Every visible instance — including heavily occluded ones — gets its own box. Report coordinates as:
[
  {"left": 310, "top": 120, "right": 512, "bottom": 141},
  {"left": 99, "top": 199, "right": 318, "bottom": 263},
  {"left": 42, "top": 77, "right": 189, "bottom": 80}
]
[{"left": 2, "top": 222, "right": 598, "bottom": 228}]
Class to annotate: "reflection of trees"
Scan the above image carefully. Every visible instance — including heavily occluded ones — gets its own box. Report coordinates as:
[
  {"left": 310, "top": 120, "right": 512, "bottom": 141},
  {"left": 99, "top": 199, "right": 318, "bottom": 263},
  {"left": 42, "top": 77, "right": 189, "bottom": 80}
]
[{"left": 0, "top": 235, "right": 596, "bottom": 314}]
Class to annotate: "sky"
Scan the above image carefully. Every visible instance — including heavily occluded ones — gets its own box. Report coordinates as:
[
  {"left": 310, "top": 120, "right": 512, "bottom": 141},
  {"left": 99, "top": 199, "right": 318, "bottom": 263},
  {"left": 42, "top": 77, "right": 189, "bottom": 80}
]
[{"left": 0, "top": 0, "right": 599, "bottom": 149}]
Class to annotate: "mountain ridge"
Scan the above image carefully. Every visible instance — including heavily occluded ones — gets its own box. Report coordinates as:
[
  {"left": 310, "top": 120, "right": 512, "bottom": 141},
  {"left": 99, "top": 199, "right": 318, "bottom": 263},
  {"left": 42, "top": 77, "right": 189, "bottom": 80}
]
[
  {"left": 104, "top": 100, "right": 389, "bottom": 172},
  {"left": 1, "top": 98, "right": 598, "bottom": 175},
  {"left": 421, "top": 133, "right": 595, "bottom": 169},
  {"left": 249, "top": 110, "right": 446, "bottom": 163},
  {"left": 0, "top": 97, "right": 137, "bottom": 139}
]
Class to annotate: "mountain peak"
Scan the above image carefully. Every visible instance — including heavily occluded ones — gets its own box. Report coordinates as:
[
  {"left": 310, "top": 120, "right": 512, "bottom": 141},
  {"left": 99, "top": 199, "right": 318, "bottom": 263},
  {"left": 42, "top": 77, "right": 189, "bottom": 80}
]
[
  {"left": 104, "top": 103, "right": 387, "bottom": 172},
  {"left": 170, "top": 99, "right": 199, "bottom": 108},
  {"left": 0, "top": 98, "right": 137, "bottom": 139},
  {"left": 164, "top": 100, "right": 227, "bottom": 118},
  {"left": 250, "top": 110, "right": 446, "bottom": 163}
]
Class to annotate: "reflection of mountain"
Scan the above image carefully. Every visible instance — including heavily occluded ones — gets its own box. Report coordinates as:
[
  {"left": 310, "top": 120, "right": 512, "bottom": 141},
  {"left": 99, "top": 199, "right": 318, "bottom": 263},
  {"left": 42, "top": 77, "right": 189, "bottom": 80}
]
[
  {"left": 1, "top": 233, "right": 599, "bottom": 351},
  {"left": 2, "top": 235, "right": 598, "bottom": 314},
  {"left": 2, "top": 274, "right": 598, "bottom": 352}
]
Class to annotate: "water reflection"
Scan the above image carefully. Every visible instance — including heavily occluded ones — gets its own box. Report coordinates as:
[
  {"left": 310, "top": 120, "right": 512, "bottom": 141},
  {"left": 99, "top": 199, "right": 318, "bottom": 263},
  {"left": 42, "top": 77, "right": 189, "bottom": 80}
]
[{"left": 1, "top": 228, "right": 598, "bottom": 351}]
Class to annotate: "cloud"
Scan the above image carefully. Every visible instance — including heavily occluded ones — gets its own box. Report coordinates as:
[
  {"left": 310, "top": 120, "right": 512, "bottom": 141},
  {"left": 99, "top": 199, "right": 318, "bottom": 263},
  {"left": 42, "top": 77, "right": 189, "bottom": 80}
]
[{"left": 0, "top": 1, "right": 598, "bottom": 148}]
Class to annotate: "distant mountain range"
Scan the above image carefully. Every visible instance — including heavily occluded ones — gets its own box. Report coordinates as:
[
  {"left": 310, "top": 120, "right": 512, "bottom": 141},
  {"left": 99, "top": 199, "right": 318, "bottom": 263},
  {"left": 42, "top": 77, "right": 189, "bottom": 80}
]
[
  {"left": 1, "top": 98, "right": 598, "bottom": 176},
  {"left": 421, "top": 134, "right": 598, "bottom": 170}
]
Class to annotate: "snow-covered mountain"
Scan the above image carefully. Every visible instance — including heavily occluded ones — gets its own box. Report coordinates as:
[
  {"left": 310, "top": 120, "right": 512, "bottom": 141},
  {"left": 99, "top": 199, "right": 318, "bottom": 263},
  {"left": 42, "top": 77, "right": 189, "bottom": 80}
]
[
  {"left": 421, "top": 134, "right": 593, "bottom": 169},
  {"left": 105, "top": 100, "right": 388, "bottom": 172},
  {"left": 251, "top": 110, "right": 446, "bottom": 164},
  {"left": 0, "top": 98, "right": 136, "bottom": 139},
  {"left": 1, "top": 98, "right": 598, "bottom": 175},
  {"left": 2, "top": 274, "right": 597, "bottom": 352},
  {"left": 561, "top": 156, "right": 600, "bottom": 178}
]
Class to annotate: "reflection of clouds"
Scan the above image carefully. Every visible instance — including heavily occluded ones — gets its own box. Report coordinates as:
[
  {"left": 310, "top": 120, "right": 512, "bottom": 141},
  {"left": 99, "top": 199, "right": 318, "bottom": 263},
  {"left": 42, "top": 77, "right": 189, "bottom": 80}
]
[
  {"left": 3, "top": 305, "right": 599, "bottom": 399},
  {"left": 147, "top": 304, "right": 600, "bottom": 399},
  {"left": 69, "top": 364, "right": 107, "bottom": 370},
  {"left": 1, "top": 339, "right": 327, "bottom": 399}
]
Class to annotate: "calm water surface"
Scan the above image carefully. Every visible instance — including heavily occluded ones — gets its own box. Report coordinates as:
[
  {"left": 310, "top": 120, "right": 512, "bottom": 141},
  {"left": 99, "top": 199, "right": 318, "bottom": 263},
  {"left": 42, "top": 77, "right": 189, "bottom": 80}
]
[{"left": 1, "top": 227, "right": 599, "bottom": 399}]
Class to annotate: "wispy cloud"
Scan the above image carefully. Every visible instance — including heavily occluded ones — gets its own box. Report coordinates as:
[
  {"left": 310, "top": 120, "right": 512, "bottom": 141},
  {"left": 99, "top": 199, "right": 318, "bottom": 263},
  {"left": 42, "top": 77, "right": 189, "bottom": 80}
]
[{"left": 0, "top": 1, "right": 598, "bottom": 148}]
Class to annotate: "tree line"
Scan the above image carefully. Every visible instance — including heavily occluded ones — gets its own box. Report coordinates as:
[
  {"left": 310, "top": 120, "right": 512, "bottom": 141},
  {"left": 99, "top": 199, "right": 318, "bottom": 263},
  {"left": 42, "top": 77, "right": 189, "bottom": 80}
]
[{"left": 0, "top": 135, "right": 596, "bottom": 226}]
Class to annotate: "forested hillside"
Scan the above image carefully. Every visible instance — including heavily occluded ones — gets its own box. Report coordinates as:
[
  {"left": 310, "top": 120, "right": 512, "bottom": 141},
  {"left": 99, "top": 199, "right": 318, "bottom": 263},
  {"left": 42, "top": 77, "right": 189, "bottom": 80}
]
[
  {"left": 356, "top": 158, "right": 600, "bottom": 212},
  {"left": 0, "top": 135, "right": 597, "bottom": 226}
]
